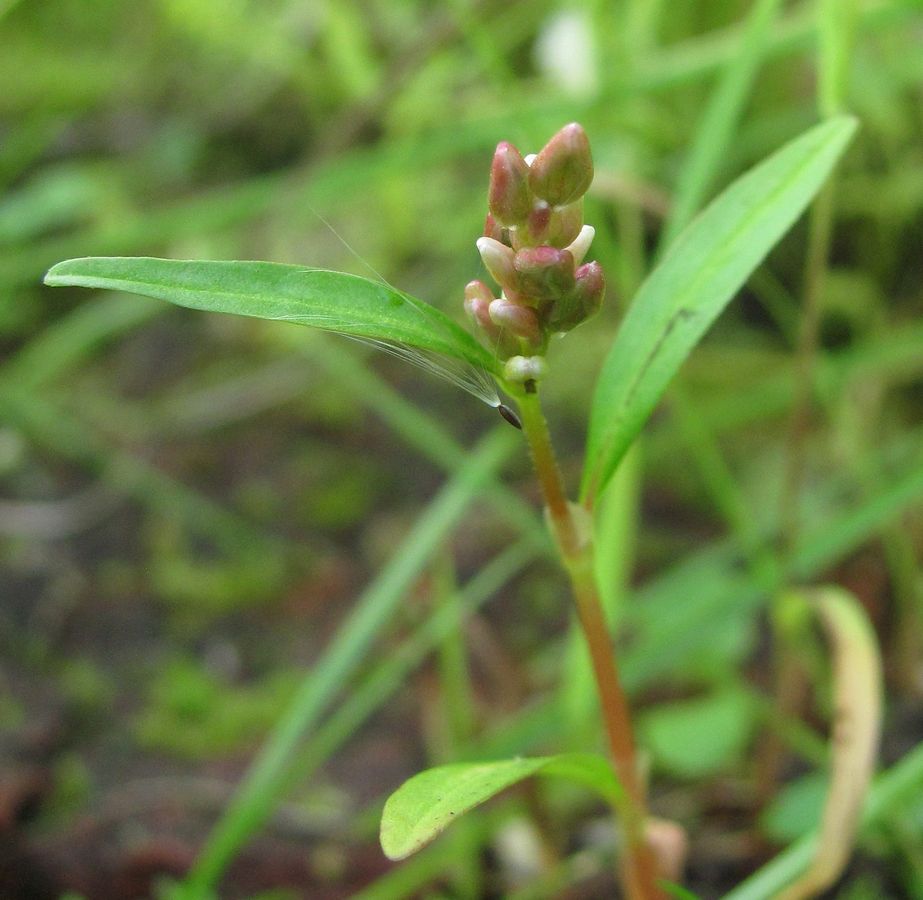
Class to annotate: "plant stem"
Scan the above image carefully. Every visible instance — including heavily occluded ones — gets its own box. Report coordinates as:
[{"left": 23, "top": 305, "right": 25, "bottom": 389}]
[
  {"left": 779, "top": 178, "right": 836, "bottom": 556},
  {"left": 516, "top": 390, "right": 662, "bottom": 900}
]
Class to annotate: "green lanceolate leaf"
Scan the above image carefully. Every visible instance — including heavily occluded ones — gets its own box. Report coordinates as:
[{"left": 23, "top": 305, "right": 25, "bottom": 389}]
[
  {"left": 44, "top": 257, "right": 502, "bottom": 390},
  {"left": 380, "top": 753, "right": 620, "bottom": 861},
  {"left": 582, "top": 116, "right": 857, "bottom": 504}
]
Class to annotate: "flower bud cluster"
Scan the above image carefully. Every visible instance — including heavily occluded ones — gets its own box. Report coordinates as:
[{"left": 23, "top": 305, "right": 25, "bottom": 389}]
[{"left": 465, "top": 123, "right": 605, "bottom": 386}]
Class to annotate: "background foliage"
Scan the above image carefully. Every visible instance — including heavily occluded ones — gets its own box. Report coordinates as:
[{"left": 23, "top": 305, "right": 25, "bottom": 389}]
[{"left": 2, "top": 1, "right": 923, "bottom": 897}]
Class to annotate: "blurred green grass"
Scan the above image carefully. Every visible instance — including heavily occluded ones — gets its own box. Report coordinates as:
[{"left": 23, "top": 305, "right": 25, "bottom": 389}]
[{"left": 2, "top": 1, "right": 923, "bottom": 897}]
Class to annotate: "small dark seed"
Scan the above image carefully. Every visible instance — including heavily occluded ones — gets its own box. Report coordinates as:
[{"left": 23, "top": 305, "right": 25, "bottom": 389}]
[{"left": 498, "top": 403, "right": 522, "bottom": 429}]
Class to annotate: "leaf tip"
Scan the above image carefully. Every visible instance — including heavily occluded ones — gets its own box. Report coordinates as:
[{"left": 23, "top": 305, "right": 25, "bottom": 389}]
[
  {"left": 43, "top": 257, "right": 88, "bottom": 287},
  {"left": 43, "top": 261, "right": 67, "bottom": 286},
  {"left": 379, "top": 820, "right": 415, "bottom": 862},
  {"left": 837, "top": 113, "right": 860, "bottom": 140}
]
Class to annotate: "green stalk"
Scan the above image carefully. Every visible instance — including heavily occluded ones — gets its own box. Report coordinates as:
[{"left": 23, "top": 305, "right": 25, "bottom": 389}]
[
  {"left": 759, "top": 175, "right": 838, "bottom": 802},
  {"left": 778, "top": 177, "right": 837, "bottom": 553},
  {"left": 516, "top": 389, "right": 662, "bottom": 900}
]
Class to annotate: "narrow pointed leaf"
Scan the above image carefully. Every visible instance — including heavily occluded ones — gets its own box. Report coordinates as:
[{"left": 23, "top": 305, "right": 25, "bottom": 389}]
[
  {"left": 582, "top": 116, "right": 857, "bottom": 503},
  {"left": 380, "top": 753, "right": 620, "bottom": 860},
  {"left": 44, "top": 257, "right": 500, "bottom": 375}
]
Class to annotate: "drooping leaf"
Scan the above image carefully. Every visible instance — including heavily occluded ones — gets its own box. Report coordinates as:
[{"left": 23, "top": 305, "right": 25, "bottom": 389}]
[
  {"left": 582, "top": 116, "right": 857, "bottom": 504},
  {"left": 44, "top": 257, "right": 500, "bottom": 377},
  {"left": 772, "top": 586, "right": 882, "bottom": 900},
  {"left": 380, "top": 753, "right": 620, "bottom": 861}
]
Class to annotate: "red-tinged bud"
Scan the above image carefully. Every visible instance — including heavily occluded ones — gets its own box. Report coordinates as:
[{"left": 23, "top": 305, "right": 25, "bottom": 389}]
[
  {"left": 513, "top": 246, "right": 575, "bottom": 303},
  {"left": 517, "top": 199, "right": 583, "bottom": 248},
  {"left": 528, "top": 123, "right": 593, "bottom": 207},
  {"left": 522, "top": 202, "right": 551, "bottom": 246},
  {"left": 574, "top": 260, "right": 606, "bottom": 322},
  {"left": 488, "top": 298, "right": 541, "bottom": 346},
  {"left": 483, "top": 212, "right": 509, "bottom": 245},
  {"left": 545, "top": 200, "right": 584, "bottom": 247},
  {"left": 476, "top": 236, "right": 516, "bottom": 290},
  {"left": 574, "top": 260, "right": 605, "bottom": 313},
  {"left": 463, "top": 280, "right": 495, "bottom": 330},
  {"left": 465, "top": 280, "right": 518, "bottom": 355},
  {"left": 549, "top": 260, "right": 605, "bottom": 332},
  {"left": 514, "top": 200, "right": 582, "bottom": 249},
  {"left": 489, "top": 142, "right": 533, "bottom": 227}
]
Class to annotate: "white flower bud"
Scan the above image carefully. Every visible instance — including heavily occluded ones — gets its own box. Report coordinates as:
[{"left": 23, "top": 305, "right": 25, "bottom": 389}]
[
  {"left": 564, "top": 224, "right": 595, "bottom": 266},
  {"left": 476, "top": 236, "right": 516, "bottom": 288}
]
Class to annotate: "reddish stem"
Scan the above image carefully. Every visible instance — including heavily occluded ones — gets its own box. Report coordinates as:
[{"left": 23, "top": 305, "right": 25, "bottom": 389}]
[{"left": 517, "top": 392, "right": 663, "bottom": 900}]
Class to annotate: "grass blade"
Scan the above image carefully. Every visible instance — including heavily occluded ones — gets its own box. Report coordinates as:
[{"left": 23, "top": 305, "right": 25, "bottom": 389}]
[
  {"left": 179, "top": 427, "right": 517, "bottom": 897},
  {"left": 658, "top": 0, "right": 784, "bottom": 250}
]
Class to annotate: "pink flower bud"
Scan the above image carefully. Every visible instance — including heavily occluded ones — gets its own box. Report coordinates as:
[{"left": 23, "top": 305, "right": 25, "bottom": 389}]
[
  {"left": 521, "top": 202, "right": 551, "bottom": 246},
  {"left": 513, "top": 246, "right": 575, "bottom": 303},
  {"left": 528, "top": 123, "right": 593, "bottom": 207},
  {"left": 488, "top": 298, "right": 541, "bottom": 346},
  {"left": 465, "top": 280, "right": 519, "bottom": 354},
  {"left": 476, "top": 236, "right": 516, "bottom": 290},
  {"left": 548, "top": 260, "right": 604, "bottom": 332},
  {"left": 463, "top": 280, "right": 495, "bottom": 330},
  {"left": 517, "top": 199, "right": 583, "bottom": 248},
  {"left": 574, "top": 260, "right": 605, "bottom": 314},
  {"left": 488, "top": 142, "right": 533, "bottom": 227},
  {"left": 483, "top": 212, "right": 514, "bottom": 247}
]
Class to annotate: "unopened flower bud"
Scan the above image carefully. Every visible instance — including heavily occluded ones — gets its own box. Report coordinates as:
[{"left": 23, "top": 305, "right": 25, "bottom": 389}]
[
  {"left": 465, "top": 281, "right": 519, "bottom": 354},
  {"left": 477, "top": 236, "right": 516, "bottom": 290},
  {"left": 548, "top": 200, "right": 585, "bottom": 247},
  {"left": 574, "top": 260, "right": 605, "bottom": 312},
  {"left": 574, "top": 260, "right": 606, "bottom": 322},
  {"left": 483, "top": 212, "right": 507, "bottom": 244},
  {"left": 468, "top": 124, "right": 603, "bottom": 361},
  {"left": 528, "top": 123, "right": 593, "bottom": 206},
  {"left": 488, "top": 142, "right": 533, "bottom": 227},
  {"left": 504, "top": 354, "right": 548, "bottom": 384},
  {"left": 523, "top": 202, "right": 551, "bottom": 246},
  {"left": 463, "top": 280, "right": 495, "bottom": 330},
  {"left": 564, "top": 224, "right": 595, "bottom": 266},
  {"left": 549, "top": 260, "right": 605, "bottom": 332},
  {"left": 488, "top": 298, "right": 541, "bottom": 346},
  {"left": 513, "top": 246, "right": 575, "bottom": 303},
  {"left": 518, "top": 199, "right": 583, "bottom": 248}
]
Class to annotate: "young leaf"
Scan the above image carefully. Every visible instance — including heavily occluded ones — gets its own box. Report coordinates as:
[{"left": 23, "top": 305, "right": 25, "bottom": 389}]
[
  {"left": 581, "top": 116, "right": 857, "bottom": 504},
  {"left": 380, "top": 753, "right": 620, "bottom": 861},
  {"left": 43, "top": 257, "right": 501, "bottom": 377}
]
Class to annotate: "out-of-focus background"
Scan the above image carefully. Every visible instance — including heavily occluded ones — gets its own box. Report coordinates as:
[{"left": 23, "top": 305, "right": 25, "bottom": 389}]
[{"left": 2, "top": 1, "right": 923, "bottom": 897}]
